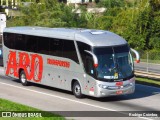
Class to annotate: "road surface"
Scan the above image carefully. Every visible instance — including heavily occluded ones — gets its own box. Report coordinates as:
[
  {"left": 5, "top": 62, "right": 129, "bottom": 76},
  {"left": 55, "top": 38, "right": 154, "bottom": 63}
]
[
  {"left": 134, "top": 62, "right": 160, "bottom": 74},
  {"left": 0, "top": 68, "right": 159, "bottom": 120}
]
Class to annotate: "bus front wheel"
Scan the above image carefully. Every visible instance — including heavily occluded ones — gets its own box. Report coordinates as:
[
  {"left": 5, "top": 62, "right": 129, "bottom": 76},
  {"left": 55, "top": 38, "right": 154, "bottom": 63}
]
[
  {"left": 20, "top": 70, "right": 29, "bottom": 86},
  {"left": 72, "top": 81, "right": 83, "bottom": 98}
]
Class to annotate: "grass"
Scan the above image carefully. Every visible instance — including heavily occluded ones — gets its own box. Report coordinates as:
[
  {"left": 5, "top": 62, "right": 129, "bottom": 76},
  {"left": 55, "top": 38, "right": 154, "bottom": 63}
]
[
  {"left": 0, "top": 98, "right": 65, "bottom": 120},
  {"left": 136, "top": 77, "right": 160, "bottom": 87}
]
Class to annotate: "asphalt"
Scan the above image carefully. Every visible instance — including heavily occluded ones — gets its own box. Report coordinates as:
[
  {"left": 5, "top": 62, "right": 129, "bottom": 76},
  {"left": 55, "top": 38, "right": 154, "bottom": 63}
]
[
  {"left": 135, "top": 62, "right": 160, "bottom": 74},
  {"left": 0, "top": 67, "right": 159, "bottom": 120}
]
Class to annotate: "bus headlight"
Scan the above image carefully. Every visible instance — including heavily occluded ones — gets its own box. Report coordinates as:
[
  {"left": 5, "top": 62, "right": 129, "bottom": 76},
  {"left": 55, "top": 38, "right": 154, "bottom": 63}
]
[
  {"left": 99, "top": 84, "right": 107, "bottom": 89},
  {"left": 130, "top": 82, "right": 133, "bottom": 86}
]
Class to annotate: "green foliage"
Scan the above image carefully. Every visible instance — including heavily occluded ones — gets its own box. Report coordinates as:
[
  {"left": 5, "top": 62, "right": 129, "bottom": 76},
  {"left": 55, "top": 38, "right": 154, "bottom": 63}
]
[
  {"left": 0, "top": 98, "right": 65, "bottom": 119},
  {"left": 98, "top": 0, "right": 125, "bottom": 8},
  {"left": 136, "top": 77, "right": 160, "bottom": 86},
  {"left": 7, "top": 0, "right": 160, "bottom": 56},
  {"left": 148, "top": 49, "right": 160, "bottom": 60}
]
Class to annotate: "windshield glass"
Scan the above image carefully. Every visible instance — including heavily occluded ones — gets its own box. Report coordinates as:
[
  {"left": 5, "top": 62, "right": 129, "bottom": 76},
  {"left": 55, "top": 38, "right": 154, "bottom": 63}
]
[{"left": 93, "top": 45, "right": 133, "bottom": 80}]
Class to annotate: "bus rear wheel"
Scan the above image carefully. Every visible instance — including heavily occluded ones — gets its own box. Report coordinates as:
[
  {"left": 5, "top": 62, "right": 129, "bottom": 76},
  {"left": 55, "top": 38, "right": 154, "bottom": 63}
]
[
  {"left": 20, "top": 70, "right": 29, "bottom": 86},
  {"left": 72, "top": 81, "right": 83, "bottom": 98}
]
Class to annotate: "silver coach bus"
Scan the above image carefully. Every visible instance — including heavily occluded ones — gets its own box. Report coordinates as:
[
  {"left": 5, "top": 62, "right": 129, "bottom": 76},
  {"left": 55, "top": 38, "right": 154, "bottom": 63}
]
[{"left": 2, "top": 27, "right": 140, "bottom": 98}]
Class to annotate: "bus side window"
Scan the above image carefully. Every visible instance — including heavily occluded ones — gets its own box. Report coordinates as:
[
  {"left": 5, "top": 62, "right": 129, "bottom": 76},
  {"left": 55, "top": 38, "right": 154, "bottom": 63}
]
[
  {"left": 77, "top": 41, "right": 97, "bottom": 77},
  {"left": 4, "top": 33, "right": 15, "bottom": 49},
  {"left": 26, "top": 35, "right": 38, "bottom": 53},
  {"left": 63, "top": 40, "right": 79, "bottom": 64},
  {"left": 50, "top": 39, "right": 63, "bottom": 57},
  {"left": 14, "top": 34, "right": 26, "bottom": 51},
  {"left": 85, "top": 55, "right": 94, "bottom": 76},
  {"left": 37, "top": 36, "right": 50, "bottom": 55}
]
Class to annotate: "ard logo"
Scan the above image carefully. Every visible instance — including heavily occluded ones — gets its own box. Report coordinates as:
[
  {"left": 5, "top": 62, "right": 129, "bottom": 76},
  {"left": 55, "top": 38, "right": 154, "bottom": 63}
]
[{"left": 6, "top": 50, "right": 43, "bottom": 82}]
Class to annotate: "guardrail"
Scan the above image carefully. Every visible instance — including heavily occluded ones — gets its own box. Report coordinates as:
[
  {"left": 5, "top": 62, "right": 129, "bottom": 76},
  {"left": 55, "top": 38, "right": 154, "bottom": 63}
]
[{"left": 135, "top": 70, "right": 160, "bottom": 80}]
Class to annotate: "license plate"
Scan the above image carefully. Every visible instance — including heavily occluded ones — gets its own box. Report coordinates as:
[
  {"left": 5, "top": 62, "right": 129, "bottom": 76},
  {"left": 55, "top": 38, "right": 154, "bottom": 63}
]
[{"left": 116, "top": 90, "right": 123, "bottom": 95}]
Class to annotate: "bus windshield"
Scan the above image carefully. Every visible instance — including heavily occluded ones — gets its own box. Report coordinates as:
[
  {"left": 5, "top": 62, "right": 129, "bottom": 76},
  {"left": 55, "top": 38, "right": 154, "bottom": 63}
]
[{"left": 93, "top": 45, "right": 133, "bottom": 80}]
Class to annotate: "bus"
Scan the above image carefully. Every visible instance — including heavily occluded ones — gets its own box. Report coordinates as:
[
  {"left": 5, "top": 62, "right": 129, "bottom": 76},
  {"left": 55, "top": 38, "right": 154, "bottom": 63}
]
[
  {"left": 0, "top": 12, "right": 6, "bottom": 36},
  {"left": 2, "top": 27, "right": 140, "bottom": 98}
]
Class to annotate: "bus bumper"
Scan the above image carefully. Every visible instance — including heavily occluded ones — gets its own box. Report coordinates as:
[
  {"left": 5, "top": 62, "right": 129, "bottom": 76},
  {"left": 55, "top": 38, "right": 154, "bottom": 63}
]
[{"left": 94, "top": 77, "right": 135, "bottom": 97}]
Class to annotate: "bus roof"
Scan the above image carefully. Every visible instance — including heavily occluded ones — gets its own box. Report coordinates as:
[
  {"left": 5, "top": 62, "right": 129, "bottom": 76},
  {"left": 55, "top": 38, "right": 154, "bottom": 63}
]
[{"left": 4, "top": 26, "right": 127, "bottom": 47}]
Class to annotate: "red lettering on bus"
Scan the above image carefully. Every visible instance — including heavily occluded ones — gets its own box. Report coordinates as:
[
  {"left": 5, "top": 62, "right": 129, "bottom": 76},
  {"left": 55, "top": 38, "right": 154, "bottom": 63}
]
[
  {"left": 6, "top": 51, "right": 18, "bottom": 77},
  {"left": 6, "top": 51, "right": 43, "bottom": 82},
  {"left": 30, "top": 54, "right": 43, "bottom": 82},
  {"left": 19, "top": 52, "right": 31, "bottom": 80},
  {"left": 47, "top": 58, "right": 70, "bottom": 68}
]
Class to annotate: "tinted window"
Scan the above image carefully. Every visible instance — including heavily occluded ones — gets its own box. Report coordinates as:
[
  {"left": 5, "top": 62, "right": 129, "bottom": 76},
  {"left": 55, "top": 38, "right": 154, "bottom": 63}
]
[
  {"left": 63, "top": 40, "right": 79, "bottom": 63},
  {"left": 25, "top": 35, "right": 38, "bottom": 53},
  {"left": 37, "top": 37, "right": 50, "bottom": 55},
  {"left": 77, "top": 41, "right": 91, "bottom": 56},
  {"left": 50, "top": 39, "right": 63, "bottom": 57},
  {"left": 93, "top": 46, "right": 113, "bottom": 55},
  {"left": 93, "top": 45, "right": 129, "bottom": 55},
  {"left": 3, "top": 33, "right": 15, "bottom": 49},
  {"left": 77, "top": 41, "right": 91, "bottom": 71},
  {"left": 114, "top": 45, "right": 129, "bottom": 53},
  {"left": 14, "top": 34, "right": 26, "bottom": 51},
  {"left": 4, "top": 33, "right": 79, "bottom": 64}
]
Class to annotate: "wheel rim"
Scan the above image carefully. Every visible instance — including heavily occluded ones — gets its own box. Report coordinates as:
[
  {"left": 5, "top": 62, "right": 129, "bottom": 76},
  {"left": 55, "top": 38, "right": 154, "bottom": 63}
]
[
  {"left": 21, "top": 74, "right": 26, "bottom": 83},
  {"left": 74, "top": 84, "right": 81, "bottom": 95}
]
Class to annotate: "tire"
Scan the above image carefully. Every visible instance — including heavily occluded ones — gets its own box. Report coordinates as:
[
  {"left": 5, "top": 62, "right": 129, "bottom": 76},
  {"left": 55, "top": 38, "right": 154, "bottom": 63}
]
[
  {"left": 72, "top": 81, "right": 83, "bottom": 98},
  {"left": 20, "top": 70, "right": 29, "bottom": 86}
]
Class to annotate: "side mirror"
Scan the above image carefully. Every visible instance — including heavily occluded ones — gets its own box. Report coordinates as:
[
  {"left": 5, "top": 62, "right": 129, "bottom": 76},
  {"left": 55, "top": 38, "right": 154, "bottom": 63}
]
[
  {"left": 84, "top": 50, "right": 98, "bottom": 68},
  {"left": 131, "top": 48, "right": 140, "bottom": 63}
]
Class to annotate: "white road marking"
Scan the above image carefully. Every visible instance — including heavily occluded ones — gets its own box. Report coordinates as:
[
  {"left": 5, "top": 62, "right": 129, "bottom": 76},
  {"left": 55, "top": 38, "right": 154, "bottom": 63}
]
[
  {"left": 0, "top": 67, "right": 4, "bottom": 71},
  {"left": 0, "top": 69, "right": 4, "bottom": 75},
  {"left": 0, "top": 81, "right": 155, "bottom": 120},
  {"left": 0, "top": 68, "right": 4, "bottom": 72}
]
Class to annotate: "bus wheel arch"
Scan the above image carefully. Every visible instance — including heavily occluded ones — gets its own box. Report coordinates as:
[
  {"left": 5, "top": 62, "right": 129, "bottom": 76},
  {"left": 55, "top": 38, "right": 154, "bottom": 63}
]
[
  {"left": 19, "top": 69, "right": 29, "bottom": 86},
  {"left": 71, "top": 79, "right": 84, "bottom": 98},
  {"left": 18, "top": 68, "right": 23, "bottom": 77}
]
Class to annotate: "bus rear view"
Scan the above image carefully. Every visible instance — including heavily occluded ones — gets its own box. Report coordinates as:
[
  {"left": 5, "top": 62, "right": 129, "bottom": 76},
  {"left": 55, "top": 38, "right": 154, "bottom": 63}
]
[{"left": 2, "top": 27, "right": 140, "bottom": 98}]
